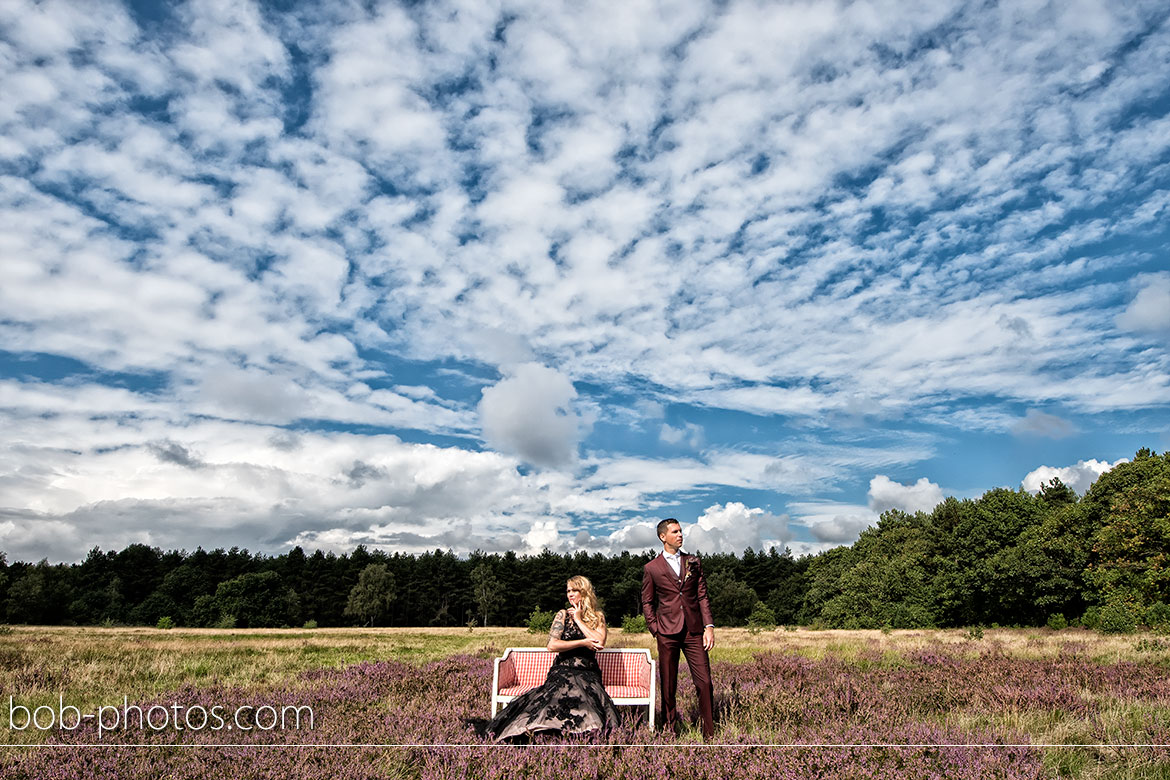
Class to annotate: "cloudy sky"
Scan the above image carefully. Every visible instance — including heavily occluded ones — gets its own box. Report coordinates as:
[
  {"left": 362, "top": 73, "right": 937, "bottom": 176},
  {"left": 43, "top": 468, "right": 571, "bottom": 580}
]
[{"left": 2, "top": 0, "right": 1168, "bottom": 563}]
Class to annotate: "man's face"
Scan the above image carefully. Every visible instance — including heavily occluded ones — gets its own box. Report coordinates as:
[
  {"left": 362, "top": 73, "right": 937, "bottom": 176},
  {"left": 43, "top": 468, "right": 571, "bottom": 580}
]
[{"left": 659, "top": 522, "right": 683, "bottom": 549}]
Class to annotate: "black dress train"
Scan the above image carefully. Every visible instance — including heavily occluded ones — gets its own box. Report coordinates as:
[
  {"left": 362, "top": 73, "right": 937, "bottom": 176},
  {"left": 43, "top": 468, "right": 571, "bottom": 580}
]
[{"left": 487, "top": 611, "right": 620, "bottom": 741}]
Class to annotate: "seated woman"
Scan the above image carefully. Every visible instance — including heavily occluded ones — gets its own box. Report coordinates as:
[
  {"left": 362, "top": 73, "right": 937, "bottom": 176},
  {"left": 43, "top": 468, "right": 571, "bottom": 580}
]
[{"left": 487, "top": 575, "right": 620, "bottom": 741}]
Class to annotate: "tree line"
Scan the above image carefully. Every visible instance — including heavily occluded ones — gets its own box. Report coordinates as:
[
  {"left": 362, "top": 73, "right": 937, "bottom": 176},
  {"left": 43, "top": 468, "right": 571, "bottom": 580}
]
[{"left": 1, "top": 448, "right": 1165, "bottom": 630}]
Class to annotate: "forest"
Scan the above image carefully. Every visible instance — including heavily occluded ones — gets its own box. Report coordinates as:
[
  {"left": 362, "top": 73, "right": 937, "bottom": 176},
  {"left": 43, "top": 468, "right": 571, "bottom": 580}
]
[{"left": 2, "top": 448, "right": 1166, "bottom": 631}]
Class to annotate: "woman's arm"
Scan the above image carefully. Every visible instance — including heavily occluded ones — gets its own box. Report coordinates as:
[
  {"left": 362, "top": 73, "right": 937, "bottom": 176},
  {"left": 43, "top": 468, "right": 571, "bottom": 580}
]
[
  {"left": 569, "top": 609, "right": 607, "bottom": 649},
  {"left": 546, "top": 610, "right": 591, "bottom": 652}
]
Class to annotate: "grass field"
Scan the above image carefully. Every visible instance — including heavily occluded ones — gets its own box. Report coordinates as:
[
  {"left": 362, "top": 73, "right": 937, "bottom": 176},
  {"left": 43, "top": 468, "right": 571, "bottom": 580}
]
[{"left": 2, "top": 625, "right": 1168, "bottom": 778}]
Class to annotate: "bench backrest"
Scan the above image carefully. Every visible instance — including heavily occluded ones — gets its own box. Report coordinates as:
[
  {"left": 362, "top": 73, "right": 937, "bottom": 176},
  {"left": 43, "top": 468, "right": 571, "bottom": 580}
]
[
  {"left": 507, "top": 650, "right": 556, "bottom": 688},
  {"left": 597, "top": 651, "right": 652, "bottom": 688},
  {"left": 497, "top": 648, "right": 651, "bottom": 691}
]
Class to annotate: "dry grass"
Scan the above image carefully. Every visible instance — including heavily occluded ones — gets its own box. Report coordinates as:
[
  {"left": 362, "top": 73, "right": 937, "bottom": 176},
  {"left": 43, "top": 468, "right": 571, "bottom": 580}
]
[
  {"left": 3, "top": 624, "right": 1169, "bottom": 780},
  {"left": 4, "top": 623, "right": 1164, "bottom": 707},
  {"left": 4, "top": 624, "right": 1169, "bottom": 755},
  {"left": 0, "top": 625, "right": 528, "bottom": 718}
]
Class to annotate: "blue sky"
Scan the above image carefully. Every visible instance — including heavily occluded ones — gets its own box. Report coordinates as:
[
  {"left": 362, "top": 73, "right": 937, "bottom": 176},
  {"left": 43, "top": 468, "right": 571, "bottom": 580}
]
[{"left": 1, "top": 0, "right": 1168, "bottom": 563}]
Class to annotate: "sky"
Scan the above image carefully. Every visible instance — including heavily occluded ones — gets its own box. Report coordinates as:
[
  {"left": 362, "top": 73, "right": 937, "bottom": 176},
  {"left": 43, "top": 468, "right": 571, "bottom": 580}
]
[{"left": 1, "top": 0, "right": 1168, "bottom": 564}]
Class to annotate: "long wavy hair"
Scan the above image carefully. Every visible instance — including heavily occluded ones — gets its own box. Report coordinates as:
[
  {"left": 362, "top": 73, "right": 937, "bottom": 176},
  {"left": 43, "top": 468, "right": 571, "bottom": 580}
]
[{"left": 567, "top": 575, "right": 604, "bottom": 629}]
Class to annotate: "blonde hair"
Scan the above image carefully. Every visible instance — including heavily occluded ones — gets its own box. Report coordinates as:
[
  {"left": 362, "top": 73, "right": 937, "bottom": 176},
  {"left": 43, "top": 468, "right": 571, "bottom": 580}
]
[{"left": 567, "top": 575, "right": 604, "bottom": 629}]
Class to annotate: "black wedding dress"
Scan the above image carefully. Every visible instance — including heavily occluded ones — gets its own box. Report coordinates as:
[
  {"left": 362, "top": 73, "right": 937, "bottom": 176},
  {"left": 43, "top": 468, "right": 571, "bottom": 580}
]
[{"left": 487, "top": 611, "right": 620, "bottom": 741}]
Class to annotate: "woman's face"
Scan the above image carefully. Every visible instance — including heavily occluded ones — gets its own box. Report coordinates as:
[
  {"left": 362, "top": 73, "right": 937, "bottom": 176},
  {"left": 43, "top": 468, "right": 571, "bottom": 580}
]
[{"left": 566, "top": 585, "right": 582, "bottom": 607}]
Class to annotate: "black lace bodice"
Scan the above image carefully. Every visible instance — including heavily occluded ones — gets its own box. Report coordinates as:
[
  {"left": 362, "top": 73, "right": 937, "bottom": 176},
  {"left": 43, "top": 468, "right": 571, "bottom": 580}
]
[
  {"left": 487, "top": 608, "right": 618, "bottom": 741},
  {"left": 553, "top": 613, "right": 601, "bottom": 670}
]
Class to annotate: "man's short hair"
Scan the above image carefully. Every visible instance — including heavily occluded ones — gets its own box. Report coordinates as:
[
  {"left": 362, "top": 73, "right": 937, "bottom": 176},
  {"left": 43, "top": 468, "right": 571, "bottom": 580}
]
[{"left": 656, "top": 518, "right": 680, "bottom": 539}]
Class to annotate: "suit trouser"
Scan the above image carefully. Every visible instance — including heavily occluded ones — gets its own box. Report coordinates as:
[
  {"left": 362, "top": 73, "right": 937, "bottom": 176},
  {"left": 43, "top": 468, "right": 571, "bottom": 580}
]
[{"left": 656, "top": 629, "right": 714, "bottom": 738}]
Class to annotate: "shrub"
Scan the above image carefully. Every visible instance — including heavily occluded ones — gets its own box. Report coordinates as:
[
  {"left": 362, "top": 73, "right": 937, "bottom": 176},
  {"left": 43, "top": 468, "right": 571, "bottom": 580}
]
[
  {"left": 621, "top": 614, "right": 648, "bottom": 633},
  {"left": 1046, "top": 613, "right": 1067, "bottom": 631},
  {"left": 1081, "top": 606, "right": 1101, "bottom": 630},
  {"left": 155, "top": 616, "right": 175, "bottom": 630},
  {"left": 1145, "top": 601, "right": 1170, "bottom": 632},
  {"left": 214, "top": 614, "right": 237, "bottom": 629},
  {"left": 1097, "top": 601, "right": 1137, "bottom": 635},
  {"left": 302, "top": 619, "right": 318, "bottom": 629},
  {"left": 0, "top": 624, "right": 12, "bottom": 635},
  {"left": 965, "top": 625, "right": 984, "bottom": 641},
  {"left": 746, "top": 601, "right": 777, "bottom": 635},
  {"left": 526, "top": 607, "right": 555, "bottom": 635},
  {"left": 1134, "top": 637, "right": 1169, "bottom": 653}
]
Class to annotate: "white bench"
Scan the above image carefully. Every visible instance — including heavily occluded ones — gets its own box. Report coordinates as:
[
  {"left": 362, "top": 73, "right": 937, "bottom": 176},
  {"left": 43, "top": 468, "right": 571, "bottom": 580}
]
[{"left": 491, "top": 647, "right": 656, "bottom": 729}]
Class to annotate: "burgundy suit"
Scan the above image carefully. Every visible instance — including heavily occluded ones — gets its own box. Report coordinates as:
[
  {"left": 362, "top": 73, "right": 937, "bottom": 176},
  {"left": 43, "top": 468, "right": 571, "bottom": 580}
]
[{"left": 641, "top": 552, "right": 715, "bottom": 738}]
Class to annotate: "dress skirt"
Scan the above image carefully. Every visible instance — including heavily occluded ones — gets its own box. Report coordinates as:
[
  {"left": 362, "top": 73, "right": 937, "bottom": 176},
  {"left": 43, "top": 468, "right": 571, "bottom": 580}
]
[{"left": 487, "top": 615, "right": 619, "bottom": 741}]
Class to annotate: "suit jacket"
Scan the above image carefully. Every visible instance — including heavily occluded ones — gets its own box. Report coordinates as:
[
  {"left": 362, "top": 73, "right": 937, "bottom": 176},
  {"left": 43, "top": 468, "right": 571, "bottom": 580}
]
[{"left": 641, "top": 552, "right": 714, "bottom": 636}]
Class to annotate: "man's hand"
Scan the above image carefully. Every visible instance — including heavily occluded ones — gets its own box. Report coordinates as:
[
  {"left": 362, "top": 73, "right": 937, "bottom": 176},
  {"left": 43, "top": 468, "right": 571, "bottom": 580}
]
[{"left": 702, "top": 625, "right": 715, "bottom": 652}]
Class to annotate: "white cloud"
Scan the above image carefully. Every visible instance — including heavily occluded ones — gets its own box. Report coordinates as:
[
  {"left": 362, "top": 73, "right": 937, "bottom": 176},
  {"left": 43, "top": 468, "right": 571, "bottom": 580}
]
[
  {"left": 635, "top": 399, "right": 665, "bottom": 421},
  {"left": 1021, "top": 458, "right": 1125, "bottom": 495},
  {"left": 1117, "top": 272, "right": 1170, "bottom": 335},
  {"left": 0, "top": 410, "right": 549, "bottom": 560},
  {"left": 1, "top": 0, "right": 1169, "bottom": 561},
  {"left": 867, "top": 475, "right": 945, "bottom": 515},
  {"left": 1012, "top": 409, "right": 1078, "bottom": 439},
  {"left": 787, "top": 501, "right": 878, "bottom": 545},
  {"left": 682, "top": 502, "right": 792, "bottom": 555},
  {"left": 477, "top": 362, "right": 591, "bottom": 468},
  {"left": 3, "top": 0, "right": 1167, "bottom": 427},
  {"left": 659, "top": 421, "right": 704, "bottom": 448}
]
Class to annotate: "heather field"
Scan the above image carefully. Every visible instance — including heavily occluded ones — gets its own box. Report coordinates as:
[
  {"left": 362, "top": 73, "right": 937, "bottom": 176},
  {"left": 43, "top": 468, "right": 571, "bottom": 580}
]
[{"left": 2, "top": 627, "right": 1169, "bottom": 779}]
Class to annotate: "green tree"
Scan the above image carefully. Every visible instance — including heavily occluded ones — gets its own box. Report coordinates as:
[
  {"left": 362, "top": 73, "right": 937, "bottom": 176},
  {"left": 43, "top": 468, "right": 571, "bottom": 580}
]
[
  {"left": 995, "top": 498, "right": 1093, "bottom": 625},
  {"left": 344, "top": 563, "right": 396, "bottom": 627},
  {"left": 471, "top": 563, "right": 504, "bottom": 626},
  {"left": 818, "top": 511, "right": 938, "bottom": 629},
  {"left": 610, "top": 571, "right": 644, "bottom": 620},
  {"left": 932, "top": 488, "right": 1044, "bottom": 626},
  {"left": 526, "top": 607, "right": 555, "bottom": 634},
  {"left": 1087, "top": 451, "right": 1170, "bottom": 611},
  {"left": 131, "top": 589, "right": 180, "bottom": 626},
  {"left": 211, "top": 571, "right": 299, "bottom": 628},
  {"left": 799, "top": 545, "right": 855, "bottom": 624},
  {"left": 762, "top": 549, "right": 807, "bottom": 625},
  {"left": 706, "top": 570, "right": 758, "bottom": 626},
  {"left": 5, "top": 560, "right": 72, "bottom": 625},
  {"left": 112, "top": 544, "right": 166, "bottom": 609},
  {"left": 6, "top": 563, "right": 49, "bottom": 624},
  {"left": 746, "top": 601, "right": 777, "bottom": 633}
]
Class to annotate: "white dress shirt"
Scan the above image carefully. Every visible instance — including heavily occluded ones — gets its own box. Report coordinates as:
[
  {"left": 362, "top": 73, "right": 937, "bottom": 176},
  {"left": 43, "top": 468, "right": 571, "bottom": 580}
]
[
  {"left": 663, "top": 550, "right": 683, "bottom": 578},
  {"left": 661, "top": 550, "right": 713, "bottom": 629}
]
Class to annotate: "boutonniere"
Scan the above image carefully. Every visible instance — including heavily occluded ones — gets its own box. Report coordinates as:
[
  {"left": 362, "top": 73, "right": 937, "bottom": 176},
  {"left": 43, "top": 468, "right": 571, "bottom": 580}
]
[{"left": 682, "top": 557, "right": 697, "bottom": 583}]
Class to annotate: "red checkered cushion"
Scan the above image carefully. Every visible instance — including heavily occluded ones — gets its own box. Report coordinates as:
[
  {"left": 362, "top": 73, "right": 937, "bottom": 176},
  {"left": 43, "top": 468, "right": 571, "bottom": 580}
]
[
  {"left": 597, "top": 651, "right": 651, "bottom": 693},
  {"left": 497, "top": 649, "right": 651, "bottom": 699},
  {"left": 496, "top": 660, "right": 517, "bottom": 689},
  {"left": 512, "top": 650, "right": 555, "bottom": 688}
]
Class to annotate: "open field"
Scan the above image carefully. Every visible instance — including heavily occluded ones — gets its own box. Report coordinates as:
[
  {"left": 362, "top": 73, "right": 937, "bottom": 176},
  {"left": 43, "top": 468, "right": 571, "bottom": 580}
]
[{"left": 2, "top": 625, "right": 1169, "bottom": 778}]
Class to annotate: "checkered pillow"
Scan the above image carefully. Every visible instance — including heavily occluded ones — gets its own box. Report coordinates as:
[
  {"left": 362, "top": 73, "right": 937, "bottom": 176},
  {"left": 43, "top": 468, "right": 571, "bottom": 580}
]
[
  {"left": 512, "top": 650, "right": 555, "bottom": 688},
  {"left": 597, "top": 652, "right": 651, "bottom": 693}
]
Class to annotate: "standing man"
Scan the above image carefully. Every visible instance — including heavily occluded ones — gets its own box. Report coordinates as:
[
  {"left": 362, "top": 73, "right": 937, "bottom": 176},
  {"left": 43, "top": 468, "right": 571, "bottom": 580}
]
[{"left": 641, "top": 518, "right": 715, "bottom": 739}]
